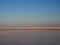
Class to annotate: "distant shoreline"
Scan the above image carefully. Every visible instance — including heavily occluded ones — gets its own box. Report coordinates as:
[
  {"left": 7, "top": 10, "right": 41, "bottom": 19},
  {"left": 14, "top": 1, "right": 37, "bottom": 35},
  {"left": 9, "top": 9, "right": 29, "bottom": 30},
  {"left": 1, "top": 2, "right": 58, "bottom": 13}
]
[{"left": 0, "top": 27, "right": 60, "bottom": 31}]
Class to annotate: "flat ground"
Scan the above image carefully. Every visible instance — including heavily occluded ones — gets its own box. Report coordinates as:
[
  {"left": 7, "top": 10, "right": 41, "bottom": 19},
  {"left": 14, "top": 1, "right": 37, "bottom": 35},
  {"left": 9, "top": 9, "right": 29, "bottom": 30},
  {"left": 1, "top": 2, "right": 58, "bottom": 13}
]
[{"left": 0, "top": 30, "right": 60, "bottom": 45}]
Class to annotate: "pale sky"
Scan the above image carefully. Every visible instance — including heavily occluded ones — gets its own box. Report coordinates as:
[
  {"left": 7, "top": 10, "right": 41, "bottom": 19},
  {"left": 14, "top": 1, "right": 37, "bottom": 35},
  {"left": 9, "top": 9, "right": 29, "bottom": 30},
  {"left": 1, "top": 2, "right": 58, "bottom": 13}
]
[{"left": 0, "top": 0, "right": 60, "bottom": 27}]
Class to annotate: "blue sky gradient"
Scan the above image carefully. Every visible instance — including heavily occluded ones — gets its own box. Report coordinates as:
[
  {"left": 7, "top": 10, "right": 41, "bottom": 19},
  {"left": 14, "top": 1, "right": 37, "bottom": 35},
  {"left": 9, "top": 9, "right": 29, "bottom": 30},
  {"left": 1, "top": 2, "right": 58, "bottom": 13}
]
[{"left": 0, "top": 0, "right": 60, "bottom": 27}]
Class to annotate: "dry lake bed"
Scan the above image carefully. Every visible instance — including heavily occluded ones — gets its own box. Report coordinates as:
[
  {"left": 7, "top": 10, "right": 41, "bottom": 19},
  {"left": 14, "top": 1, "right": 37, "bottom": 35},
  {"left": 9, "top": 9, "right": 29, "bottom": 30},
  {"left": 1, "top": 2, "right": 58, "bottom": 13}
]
[{"left": 0, "top": 30, "right": 60, "bottom": 45}]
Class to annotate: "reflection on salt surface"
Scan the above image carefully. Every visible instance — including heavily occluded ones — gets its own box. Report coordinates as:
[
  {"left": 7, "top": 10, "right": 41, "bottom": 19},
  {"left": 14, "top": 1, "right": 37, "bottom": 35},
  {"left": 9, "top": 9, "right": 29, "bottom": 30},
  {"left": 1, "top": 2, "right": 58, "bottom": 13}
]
[{"left": 0, "top": 30, "right": 60, "bottom": 45}]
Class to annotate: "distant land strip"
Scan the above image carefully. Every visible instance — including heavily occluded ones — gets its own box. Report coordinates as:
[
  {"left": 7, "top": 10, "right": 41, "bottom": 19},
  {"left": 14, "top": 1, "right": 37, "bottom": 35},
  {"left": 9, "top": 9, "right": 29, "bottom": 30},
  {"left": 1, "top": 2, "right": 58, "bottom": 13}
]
[{"left": 0, "top": 27, "right": 60, "bottom": 31}]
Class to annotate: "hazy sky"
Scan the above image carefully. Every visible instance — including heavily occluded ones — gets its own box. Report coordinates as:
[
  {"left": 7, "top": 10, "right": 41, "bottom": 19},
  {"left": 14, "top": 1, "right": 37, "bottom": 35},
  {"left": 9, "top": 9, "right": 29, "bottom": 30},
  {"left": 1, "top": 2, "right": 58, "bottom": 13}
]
[{"left": 0, "top": 0, "right": 60, "bottom": 27}]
